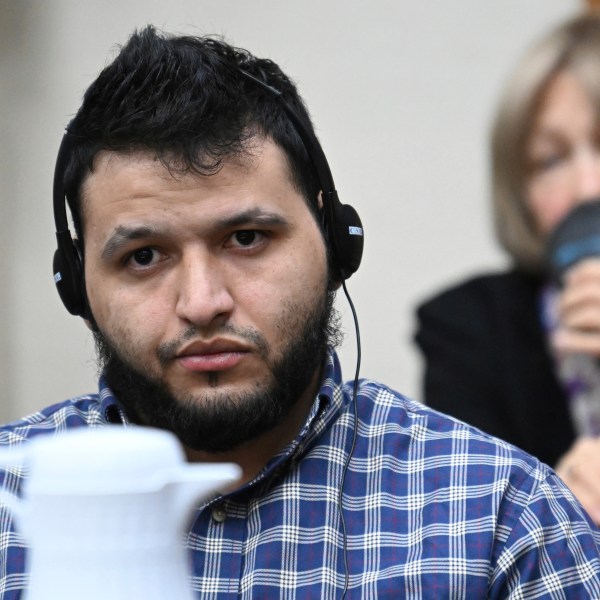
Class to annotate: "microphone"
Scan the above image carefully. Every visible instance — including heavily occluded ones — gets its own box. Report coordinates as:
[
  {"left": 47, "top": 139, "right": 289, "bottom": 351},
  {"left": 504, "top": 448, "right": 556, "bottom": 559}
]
[{"left": 546, "top": 199, "right": 600, "bottom": 286}]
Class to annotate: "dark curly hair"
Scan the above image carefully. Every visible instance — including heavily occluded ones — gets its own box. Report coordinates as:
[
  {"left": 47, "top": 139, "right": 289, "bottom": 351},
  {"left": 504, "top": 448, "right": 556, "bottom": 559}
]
[{"left": 63, "top": 25, "right": 321, "bottom": 242}]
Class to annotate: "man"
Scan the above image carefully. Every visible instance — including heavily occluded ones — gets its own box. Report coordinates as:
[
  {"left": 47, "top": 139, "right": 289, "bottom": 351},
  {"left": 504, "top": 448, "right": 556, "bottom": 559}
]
[{"left": 1, "top": 26, "right": 600, "bottom": 599}]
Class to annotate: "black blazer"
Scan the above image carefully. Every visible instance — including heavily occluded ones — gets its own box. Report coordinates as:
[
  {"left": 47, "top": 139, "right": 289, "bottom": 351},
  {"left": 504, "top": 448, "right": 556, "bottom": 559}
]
[{"left": 414, "top": 270, "right": 575, "bottom": 467}]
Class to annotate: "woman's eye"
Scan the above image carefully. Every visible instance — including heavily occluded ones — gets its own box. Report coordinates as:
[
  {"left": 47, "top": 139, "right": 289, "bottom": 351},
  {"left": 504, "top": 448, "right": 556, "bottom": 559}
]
[
  {"left": 528, "top": 153, "right": 565, "bottom": 175},
  {"left": 128, "top": 248, "right": 158, "bottom": 267},
  {"left": 538, "top": 155, "right": 564, "bottom": 171}
]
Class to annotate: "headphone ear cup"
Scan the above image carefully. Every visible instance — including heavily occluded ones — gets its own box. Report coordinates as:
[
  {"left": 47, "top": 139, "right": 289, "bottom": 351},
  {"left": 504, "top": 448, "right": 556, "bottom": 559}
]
[
  {"left": 330, "top": 203, "right": 364, "bottom": 280},
  {"left": 53, "top": 233, "right": 86, "bottom": 317}
]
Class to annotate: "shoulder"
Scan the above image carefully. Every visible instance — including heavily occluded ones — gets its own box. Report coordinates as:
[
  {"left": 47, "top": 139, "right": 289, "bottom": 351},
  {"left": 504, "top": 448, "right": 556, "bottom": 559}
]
[
  {"left": 353, "top": 381, "right": 600, "bottom": 591},
  {"left": 0, "top": 394, "right": 106, "bottom": 446},
  {"left": 357, "top": 379, "right": 528, "bottom": 451},
  {"left": 417, "top": 269, "right": 541, "bottom": 315},
  {"left": 415, "top": 270, "right": 544, "bottom": 341},
  {"left": 0, "top": 394, "right": 106, "bottom": 598},
  {"left": 355, "top": 379, "right": 567, "bottom": 502}
]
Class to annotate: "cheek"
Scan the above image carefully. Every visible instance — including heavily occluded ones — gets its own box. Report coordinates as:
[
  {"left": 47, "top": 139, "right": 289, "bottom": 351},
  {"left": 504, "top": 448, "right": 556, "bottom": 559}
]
[
  {"left": 89, "top": 287, "right": 168, "bottom": 361},
  {"left": 242, "top": 242, "right": 328, "bottom": 333},
  {"left": 525, "top": 180, "right": 576, "bottom": 237},
  {"left": 280, "top": 239, "right": 328, "bottom": 296}
]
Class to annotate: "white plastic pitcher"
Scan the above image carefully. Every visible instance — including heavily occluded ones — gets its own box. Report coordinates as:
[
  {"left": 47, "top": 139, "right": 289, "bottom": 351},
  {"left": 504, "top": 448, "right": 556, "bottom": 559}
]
[{"left": 0, "top": 426, "right": 241, "bottom": 600}]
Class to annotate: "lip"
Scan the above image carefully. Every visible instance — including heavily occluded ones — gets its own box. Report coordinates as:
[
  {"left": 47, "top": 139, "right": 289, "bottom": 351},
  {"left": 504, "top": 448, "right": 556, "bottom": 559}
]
[{"left": 174, "top": 339, "right": 251, "bottom": 373}]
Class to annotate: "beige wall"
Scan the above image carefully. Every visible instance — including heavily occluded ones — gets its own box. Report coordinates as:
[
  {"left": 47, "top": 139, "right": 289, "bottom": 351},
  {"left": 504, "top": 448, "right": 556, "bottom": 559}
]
[{"left": 0, "top": 0, "right": 579, "bottom": 421}]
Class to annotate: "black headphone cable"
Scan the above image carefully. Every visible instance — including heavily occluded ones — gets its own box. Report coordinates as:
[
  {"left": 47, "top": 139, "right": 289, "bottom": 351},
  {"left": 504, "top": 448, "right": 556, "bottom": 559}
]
[{"left": 338, "top": 280, "right": 361, "bottom": 600}]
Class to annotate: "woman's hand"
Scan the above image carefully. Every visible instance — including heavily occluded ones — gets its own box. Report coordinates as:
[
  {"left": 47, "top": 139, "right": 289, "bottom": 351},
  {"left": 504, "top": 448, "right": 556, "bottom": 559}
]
[
  {"left": 552, "top": 258, "right": 600, "bottom": 357},
  {"left": 555, "top": 436, "right": 600, "bottom": 524}
]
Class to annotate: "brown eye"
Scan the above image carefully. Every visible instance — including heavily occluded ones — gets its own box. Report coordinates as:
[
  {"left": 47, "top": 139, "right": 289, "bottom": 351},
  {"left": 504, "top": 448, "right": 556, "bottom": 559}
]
[
  {"left": 234, "top": 231, "right": 258, "bottom": 246},
  {"left": 130, "top": 248, "right": 156, "bottom": 266}
]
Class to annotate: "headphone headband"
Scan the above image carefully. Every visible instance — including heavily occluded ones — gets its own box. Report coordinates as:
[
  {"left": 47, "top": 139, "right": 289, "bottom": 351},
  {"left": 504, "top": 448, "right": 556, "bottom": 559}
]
[{"left": 237, "top": 69, "right": 364, "bottom": 279}]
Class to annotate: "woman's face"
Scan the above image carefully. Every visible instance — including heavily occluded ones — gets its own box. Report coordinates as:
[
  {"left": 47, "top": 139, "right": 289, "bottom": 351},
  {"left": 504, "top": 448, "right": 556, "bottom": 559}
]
[{"left": 525, "top": 70, "right": 600, "bottom": 237}]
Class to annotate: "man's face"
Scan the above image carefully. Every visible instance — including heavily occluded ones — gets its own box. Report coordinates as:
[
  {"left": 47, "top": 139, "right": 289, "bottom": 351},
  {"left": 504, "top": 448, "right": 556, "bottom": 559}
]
[{"left": 82, "top": 139, "right": 333, "bottom": 452}]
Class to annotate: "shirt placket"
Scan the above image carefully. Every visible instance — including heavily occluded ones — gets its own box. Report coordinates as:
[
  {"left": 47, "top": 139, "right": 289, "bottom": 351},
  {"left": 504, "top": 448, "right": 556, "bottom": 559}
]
[{"left": 187, "top": 498, "right": 247, "bottom": 599}]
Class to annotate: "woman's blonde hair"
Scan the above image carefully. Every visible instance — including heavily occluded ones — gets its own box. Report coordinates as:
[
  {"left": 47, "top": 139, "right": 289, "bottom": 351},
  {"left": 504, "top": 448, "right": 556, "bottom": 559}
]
[{"left": 492, "top": 13, "right": 600, "bottom": 272}]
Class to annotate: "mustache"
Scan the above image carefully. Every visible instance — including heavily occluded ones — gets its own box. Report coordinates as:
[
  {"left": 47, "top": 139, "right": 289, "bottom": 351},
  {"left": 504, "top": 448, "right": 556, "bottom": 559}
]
[{"left": 156, "top": 324, "right": 269, "bottom": 364}]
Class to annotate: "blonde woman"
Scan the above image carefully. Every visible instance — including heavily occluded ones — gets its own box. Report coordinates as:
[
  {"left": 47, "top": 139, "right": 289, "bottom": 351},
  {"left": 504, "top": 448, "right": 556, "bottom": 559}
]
[{"left": 416, "top": 13, "right": 600, "bottom": 524}]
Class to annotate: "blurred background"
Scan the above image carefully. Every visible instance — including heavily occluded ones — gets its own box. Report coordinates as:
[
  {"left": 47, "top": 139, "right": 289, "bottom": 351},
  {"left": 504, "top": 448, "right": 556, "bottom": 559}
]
[{"left": 0, "top": 0, "right": 582, "bottom": 421}]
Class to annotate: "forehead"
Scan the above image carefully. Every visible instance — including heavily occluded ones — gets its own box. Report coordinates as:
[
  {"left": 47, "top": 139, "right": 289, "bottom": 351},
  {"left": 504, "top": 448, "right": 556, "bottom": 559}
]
[
  {"left": 79, "top": 139, "right": 305, "bottom": 233},
  {"left": 524, "top": 72, "right": 597, "bottom": 157},
  {"left": 532, "top": 71, "right": 594, "bottom": 129}
]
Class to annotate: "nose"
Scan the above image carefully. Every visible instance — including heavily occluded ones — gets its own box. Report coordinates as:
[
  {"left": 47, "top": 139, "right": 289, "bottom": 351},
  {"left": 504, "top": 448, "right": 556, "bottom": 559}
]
[
  {"left": 174, "top": 252, "right": 235, "bottom": 328},
  {"left": 574, "top": 151, "right": 600, "bottom": 201}
]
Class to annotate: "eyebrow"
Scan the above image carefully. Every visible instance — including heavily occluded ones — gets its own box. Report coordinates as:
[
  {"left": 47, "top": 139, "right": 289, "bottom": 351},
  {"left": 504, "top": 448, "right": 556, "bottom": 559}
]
[
  {"left": 216, "top": 208, "right": 289, "bottom": 229},
  {"left": 100, "top": 209, "right": 289, "bottom": 260},
  {"left": 101, "top": 225, "right": 160, "bottom": 260},
  {"left": 529, "top": 129, "right": 559, "bottom": 140}
]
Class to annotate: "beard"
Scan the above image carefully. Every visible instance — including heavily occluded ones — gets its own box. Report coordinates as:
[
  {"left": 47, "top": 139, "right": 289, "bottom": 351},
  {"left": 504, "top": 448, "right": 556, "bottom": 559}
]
[{"left": 93, "top": 288, "right": 341, "bottom": 453}]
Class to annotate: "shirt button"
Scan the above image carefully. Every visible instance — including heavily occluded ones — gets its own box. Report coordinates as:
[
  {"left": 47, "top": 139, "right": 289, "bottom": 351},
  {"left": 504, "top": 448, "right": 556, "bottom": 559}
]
[{"left": 211, "top": 505, "right": 227, "bottom": 523}]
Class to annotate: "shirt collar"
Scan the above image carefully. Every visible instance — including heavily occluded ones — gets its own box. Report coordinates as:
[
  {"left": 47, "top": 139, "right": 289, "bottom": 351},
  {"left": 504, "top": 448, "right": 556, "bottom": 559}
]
[
  {"left": 98, "top": 377, "right": 130, "bottom": 425},
  {"left": 249, "top": 349, "right": 350, "bottom": 483}
]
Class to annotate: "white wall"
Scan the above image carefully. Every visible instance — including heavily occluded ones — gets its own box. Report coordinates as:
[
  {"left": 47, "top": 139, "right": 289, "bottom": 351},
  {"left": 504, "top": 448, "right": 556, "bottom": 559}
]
[{"left": 0, "top": 0, "right": 579, "bottom": 421}]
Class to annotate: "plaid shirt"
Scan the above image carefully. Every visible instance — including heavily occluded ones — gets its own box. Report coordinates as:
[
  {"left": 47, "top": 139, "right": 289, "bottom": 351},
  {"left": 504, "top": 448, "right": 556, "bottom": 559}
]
[{"left": 1, "top": 350, "right": 600, "bottom": 598}]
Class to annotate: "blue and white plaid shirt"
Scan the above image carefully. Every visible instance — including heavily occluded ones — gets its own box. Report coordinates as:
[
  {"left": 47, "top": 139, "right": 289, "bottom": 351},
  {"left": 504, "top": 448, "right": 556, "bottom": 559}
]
[{"left": 1, "top": 350, "right": 600, "bottom": 598}]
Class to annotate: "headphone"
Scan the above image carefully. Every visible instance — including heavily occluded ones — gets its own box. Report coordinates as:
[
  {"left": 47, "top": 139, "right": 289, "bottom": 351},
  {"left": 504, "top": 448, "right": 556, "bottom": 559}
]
[
  {"left": 52, "top": 131, "right": 87, "bottom": 317},
  {"left": 52, "top": 69, "right": 364, "bottom": 317}
]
